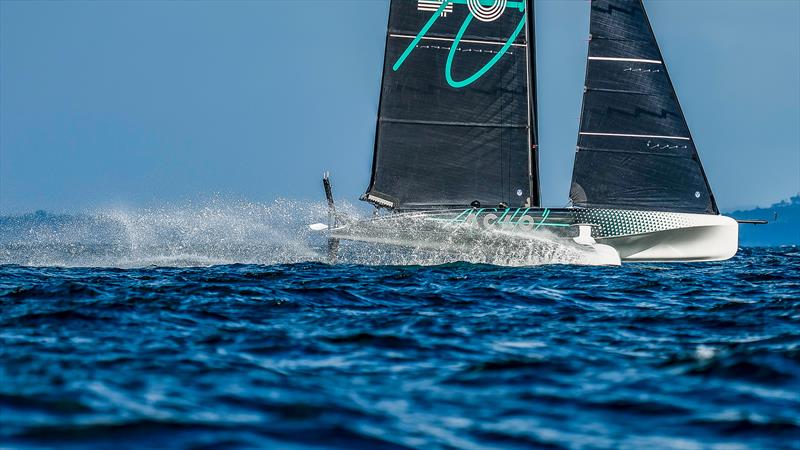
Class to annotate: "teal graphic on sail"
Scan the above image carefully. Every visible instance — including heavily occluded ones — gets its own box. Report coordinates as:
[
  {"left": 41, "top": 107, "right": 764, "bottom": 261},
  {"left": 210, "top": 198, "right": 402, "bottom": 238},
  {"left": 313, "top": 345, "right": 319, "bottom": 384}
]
[{"left": 394, "top": 0, "right": 527, "bottom": 88}]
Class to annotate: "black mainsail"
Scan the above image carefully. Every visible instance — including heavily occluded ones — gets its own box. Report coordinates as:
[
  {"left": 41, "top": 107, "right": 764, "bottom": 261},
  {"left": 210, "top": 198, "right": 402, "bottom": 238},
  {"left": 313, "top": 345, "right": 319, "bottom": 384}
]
[
  {"left": 570, "top": 0, "right": 719, "bottom": 214},
  {"left": 365, "top": 0, "right": 539, "bottom": 210}
]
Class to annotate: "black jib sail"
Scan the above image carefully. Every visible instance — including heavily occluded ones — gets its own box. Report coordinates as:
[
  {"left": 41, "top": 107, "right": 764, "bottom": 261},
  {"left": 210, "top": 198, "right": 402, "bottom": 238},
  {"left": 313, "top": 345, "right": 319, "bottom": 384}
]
[
  {"left": 570, "top": 0, "right": 719, "bottom": 214},
  {"left": 364, "top": 0, "right": 539, "bottom": 210}
]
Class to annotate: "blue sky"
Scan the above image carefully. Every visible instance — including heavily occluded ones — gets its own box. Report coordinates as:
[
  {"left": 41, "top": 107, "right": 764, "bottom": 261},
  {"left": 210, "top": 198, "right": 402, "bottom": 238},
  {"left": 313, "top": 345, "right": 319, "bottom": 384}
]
[{"left": 1, "top": 0, "right": 798, "bottom": 214}]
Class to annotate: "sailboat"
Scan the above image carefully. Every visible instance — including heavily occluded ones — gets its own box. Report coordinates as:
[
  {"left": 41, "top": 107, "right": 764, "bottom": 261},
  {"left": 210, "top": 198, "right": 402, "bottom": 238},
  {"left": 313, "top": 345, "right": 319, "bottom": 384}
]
[{"left": 318, "top": 0, "right": 743, "bottom": 263}]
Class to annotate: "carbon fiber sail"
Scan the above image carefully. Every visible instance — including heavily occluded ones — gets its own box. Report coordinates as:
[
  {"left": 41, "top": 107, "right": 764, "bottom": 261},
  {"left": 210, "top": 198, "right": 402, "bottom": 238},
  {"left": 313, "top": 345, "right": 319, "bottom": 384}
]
[
  {"left": 364, "top": 0, "right": 539, "bottom": 210},
  {"left": 570, "top": 0, "right": 719, "bottom": 214}
]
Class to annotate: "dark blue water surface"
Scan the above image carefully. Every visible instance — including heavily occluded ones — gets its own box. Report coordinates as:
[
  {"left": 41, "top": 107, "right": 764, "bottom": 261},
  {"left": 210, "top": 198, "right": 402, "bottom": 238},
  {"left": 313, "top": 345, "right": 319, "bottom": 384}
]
[{"left": 2, "top": 247, "right": 799, "bottom": 449}]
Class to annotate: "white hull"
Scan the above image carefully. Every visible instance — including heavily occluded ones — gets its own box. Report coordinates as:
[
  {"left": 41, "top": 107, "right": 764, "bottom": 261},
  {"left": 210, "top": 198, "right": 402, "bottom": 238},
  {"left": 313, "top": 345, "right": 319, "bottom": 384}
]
[
  {"left": 322, "top": 208, "right": 739, "bottom": 264},
  {"left": 600, "top": 214, "right": 739, "bottom": 262}
]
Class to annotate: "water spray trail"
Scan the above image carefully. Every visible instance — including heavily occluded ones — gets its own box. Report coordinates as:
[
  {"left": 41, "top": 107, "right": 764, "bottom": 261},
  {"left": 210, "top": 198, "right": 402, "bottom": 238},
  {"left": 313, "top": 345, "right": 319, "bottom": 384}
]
[{"left": 0, "top": 199, "right": 611, "bottom": 268}]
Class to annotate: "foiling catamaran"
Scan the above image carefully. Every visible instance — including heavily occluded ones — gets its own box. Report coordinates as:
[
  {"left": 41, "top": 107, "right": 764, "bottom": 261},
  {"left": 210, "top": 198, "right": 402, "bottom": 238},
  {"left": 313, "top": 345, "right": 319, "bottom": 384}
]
[{"left": 316, "top": 0, "right": 754, "bottom": 263}]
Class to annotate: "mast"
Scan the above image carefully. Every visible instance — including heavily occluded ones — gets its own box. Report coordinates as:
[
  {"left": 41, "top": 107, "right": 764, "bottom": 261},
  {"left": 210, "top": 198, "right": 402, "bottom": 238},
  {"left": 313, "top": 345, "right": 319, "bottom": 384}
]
[
  {"left": 569, "top": 0, "right": 719, "bottom": 214},
  {"left": 524, "top": 0, "right": 540, "bottom": 207}
]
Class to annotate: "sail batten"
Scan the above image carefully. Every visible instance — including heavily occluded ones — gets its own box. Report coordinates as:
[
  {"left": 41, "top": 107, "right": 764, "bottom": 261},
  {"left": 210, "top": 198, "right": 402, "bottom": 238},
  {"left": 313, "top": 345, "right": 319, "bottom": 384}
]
[
  {"left": 365, "top": 0, "right": 538, "bottom": 210},
  {"left": 382, "top": 118, "right": 528, "bottom": 128},
  {"left": 579, "top": 132, "right": 690, "bottom": 140},
  {"left": 389, "top": 33, "right": 528, "bottom": 47},
  {"left": 588, "top": 56, "right": 662, "bottom": 64},
  {"left": 570, "top": 0, "right": 718, "bottom": 214}
]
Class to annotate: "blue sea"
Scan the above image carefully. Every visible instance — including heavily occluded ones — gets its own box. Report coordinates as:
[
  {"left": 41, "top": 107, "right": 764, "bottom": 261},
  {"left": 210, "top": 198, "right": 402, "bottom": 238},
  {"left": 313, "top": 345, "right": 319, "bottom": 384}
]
[{"left": 1, "top": 207, "right": 799, "bottom": 449}]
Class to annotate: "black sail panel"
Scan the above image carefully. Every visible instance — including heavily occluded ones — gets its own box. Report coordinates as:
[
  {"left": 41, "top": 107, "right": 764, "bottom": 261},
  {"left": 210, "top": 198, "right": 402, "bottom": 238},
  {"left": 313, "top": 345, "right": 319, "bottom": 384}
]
[
  {"left": 365, "top": 0, "right": 538, "bottom": 210},
  {"left": 570, "top": 0, "right": 719, "bottom": 214}
]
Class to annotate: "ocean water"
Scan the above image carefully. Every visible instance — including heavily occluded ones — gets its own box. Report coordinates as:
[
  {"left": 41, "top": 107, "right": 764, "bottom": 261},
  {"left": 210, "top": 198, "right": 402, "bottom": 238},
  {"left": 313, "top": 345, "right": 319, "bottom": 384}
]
[{"left": 1, "top": 203, "right": 799, "bottom": 449}]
